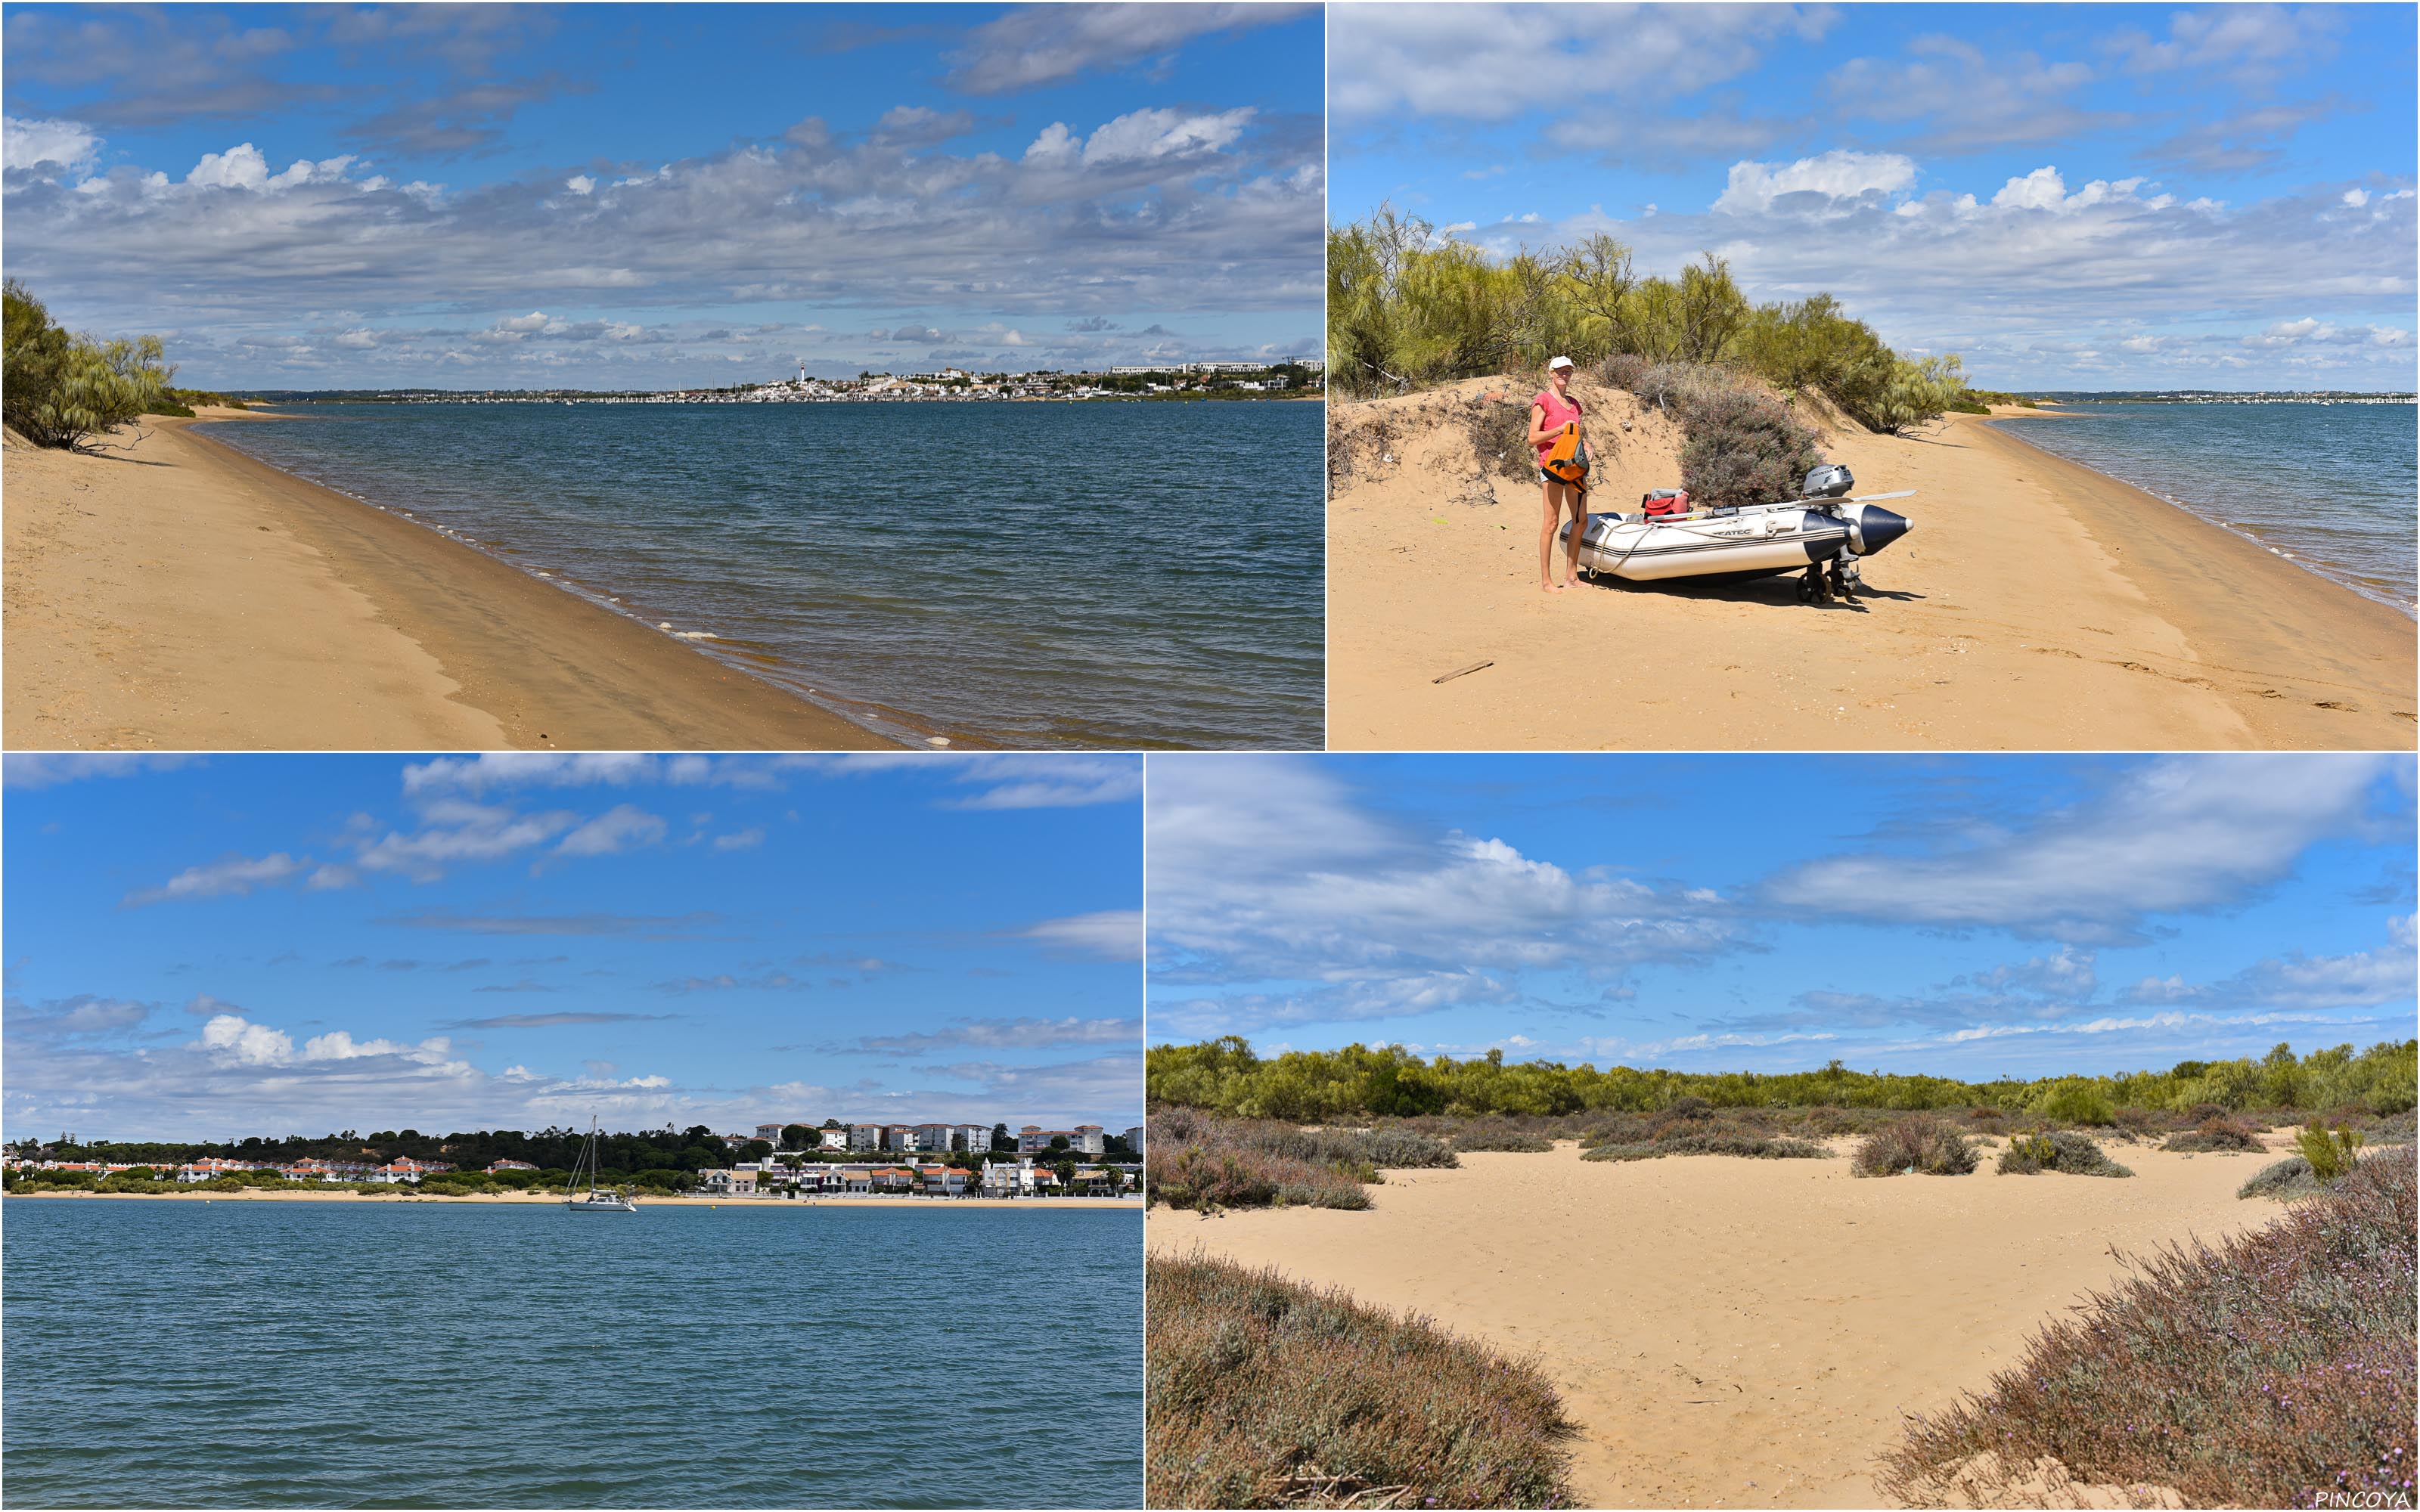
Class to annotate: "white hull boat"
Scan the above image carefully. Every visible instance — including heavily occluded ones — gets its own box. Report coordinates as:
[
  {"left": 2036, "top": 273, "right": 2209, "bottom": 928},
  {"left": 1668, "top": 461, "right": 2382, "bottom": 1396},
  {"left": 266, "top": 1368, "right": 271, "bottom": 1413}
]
[
  {"left": 1559, "top": 465, "right": 1913, "bottom": 603},
  {"left": 563, "top": 1117, "right": 638, "bottom": 1213}
]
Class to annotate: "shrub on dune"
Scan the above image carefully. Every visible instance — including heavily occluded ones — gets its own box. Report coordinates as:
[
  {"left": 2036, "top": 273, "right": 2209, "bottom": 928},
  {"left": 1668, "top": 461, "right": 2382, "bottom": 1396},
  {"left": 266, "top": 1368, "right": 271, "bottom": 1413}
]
[
  {"left": 1146, "top": 1251, "right": 1573, "bottom": 1509},
  {"left": 1449, "top": 1128, "right": 1554, "bottom": 1153},
  {"left": 2297, "top": 1120, "right": 2366, "bottom": 1184},
  {"left": 1882, "top": 1154, "right": 2417, "bottom": 1507},
  {"left": 2165, "top": 1114, "right": 2264, "bottom": 1154},
  {"left": 1144, "top": 1110, "right": 1453, "bottom": 1213},
  {"left": 1852, "top": 1114, "right": 1978, "bottom": 1177},
  {"left": 2036, "top": 1080, "right": 2117, "bottom": 1126},
  {"left": 2239, "top": 1155, "right": 2322, "bottom": 1202},
  {"left": 1581, "top": 1129, "right": 1829, "bottom": 1163},
  {"left": 1998, "top": 1130, "right": 2134, "bottom": 1178}
]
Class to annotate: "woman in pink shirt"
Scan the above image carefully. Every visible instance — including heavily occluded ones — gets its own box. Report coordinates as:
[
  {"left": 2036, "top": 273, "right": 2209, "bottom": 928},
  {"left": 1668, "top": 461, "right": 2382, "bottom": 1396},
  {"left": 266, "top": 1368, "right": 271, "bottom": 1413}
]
[{"left": 1527, "top": 355, "right": 1588, "bottom": 592}]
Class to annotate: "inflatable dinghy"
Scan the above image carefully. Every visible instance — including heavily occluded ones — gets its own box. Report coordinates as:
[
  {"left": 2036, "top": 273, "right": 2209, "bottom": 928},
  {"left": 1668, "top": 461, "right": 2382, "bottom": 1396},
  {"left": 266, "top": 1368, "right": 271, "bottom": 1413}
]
[{"left": 1559, "top": 465, "right": 1912, "bottom": 603}]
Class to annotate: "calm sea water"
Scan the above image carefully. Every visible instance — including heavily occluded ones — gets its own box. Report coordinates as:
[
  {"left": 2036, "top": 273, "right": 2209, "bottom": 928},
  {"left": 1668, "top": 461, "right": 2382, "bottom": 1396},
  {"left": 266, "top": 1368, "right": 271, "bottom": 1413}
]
[
  {"left": 1990, "top": 401, "right": 2417, "bottom": 615},
  {"left": 197, "top": 401, "right": 1323, "bottom": 748},
  {"left": 3, "top": 1201, "right": 1142, "bottom": 1507}
]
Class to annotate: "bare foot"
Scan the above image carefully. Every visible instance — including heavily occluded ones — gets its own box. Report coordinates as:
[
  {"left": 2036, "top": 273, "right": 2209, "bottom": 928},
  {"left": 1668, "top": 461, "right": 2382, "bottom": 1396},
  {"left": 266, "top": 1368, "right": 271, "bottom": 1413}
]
[{"left": 1542, "top": 579, "right": 1565, "bottom": 593}]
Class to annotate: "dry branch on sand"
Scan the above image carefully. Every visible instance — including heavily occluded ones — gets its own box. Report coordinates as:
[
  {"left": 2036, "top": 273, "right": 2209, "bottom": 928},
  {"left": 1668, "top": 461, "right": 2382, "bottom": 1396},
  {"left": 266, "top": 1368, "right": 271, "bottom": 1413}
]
[
  {"left": 1146, "top": 1251, "right": 1574, "bottom": 1509},
  {"left": 1881, "top": 1154, "right": 2416, "bottom": 1508}
]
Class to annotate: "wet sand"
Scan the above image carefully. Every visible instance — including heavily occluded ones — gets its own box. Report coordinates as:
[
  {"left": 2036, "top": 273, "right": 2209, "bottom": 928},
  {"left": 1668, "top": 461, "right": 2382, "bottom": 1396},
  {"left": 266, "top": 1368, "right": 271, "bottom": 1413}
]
[
  {"left": 1146, "top": 1139, "right": 2277, "bottom": 1508},
  {"left": 3, "top": 411, "right": 892, "bottom": 751},
  {"left": 1326, "top": 382, "right": 2415, "bottom": 751}
]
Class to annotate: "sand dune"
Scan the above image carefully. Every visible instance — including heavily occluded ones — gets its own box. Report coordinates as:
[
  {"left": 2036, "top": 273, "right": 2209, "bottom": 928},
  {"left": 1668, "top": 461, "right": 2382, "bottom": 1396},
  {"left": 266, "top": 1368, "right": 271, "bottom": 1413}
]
[
  {"left": 1326, "top": 380, "right": 2415, "bottom": 751},
  {"left": 1146, "top": 1139, "right": 2278, "bottom": 1508}
]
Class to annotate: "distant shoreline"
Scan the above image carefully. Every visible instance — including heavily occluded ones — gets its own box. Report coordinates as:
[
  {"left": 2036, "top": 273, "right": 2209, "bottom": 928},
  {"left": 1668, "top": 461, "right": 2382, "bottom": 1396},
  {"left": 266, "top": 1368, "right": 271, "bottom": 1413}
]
[{"left": 8, "top": 1188, "right": 1138, "bottom": 1210}]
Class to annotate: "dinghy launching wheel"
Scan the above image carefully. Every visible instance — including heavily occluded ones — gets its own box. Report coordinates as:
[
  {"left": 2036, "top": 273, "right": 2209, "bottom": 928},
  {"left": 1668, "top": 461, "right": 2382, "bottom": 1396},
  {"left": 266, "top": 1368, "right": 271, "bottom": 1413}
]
[{"left": 1801, "top": 562, "right": 1831, "bottom": 605}]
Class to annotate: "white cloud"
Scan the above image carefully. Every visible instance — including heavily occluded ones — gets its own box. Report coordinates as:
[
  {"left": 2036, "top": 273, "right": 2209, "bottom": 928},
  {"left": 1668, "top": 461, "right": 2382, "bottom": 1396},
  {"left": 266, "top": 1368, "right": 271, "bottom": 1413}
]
[
  {"left": 1029, "top": 108, "right": 1257, "bottom": 169},
  {"left": 1150, "top": 757, "right": 1748, "bottom": 1033},
  {"left": 564, "top": 175, "right": 595, "bottom": 196},
  {"left": 124, "top": 851, "right": 309, "bottom": 906},
  {"left": 2, "top": 114, "right": 100, "bottom": 174},
  {"left": 1021, "top": 909, "right": 1145, "bottom": 962},
  {"left": 1714, "top": 150, "right": 1918, "bottom": 215},
  {"left": 4, "top": 754, "right": 200, "bottom": 788},
  {"left": 555, "top": 803, "right": 667, "bottom": 857},
  {"left": 1764, "top": 754, "right": 2395, "bottom": 943},
  {"left": 1329, "top": 5, "right": 1830, "bottom": 123},
  {"left": 944, "top": 2, "right": 1310, "bottom": 94},
  {"left": 182, "top": 142, "right": 358, "bottom": 193},
  {"left": 199, "top": 1012, "right": 294, "bottom": 1065}
]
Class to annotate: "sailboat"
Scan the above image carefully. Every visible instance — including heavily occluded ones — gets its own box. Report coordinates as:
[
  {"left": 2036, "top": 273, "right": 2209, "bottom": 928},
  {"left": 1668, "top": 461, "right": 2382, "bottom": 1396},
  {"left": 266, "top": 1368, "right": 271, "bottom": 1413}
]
[{"left": 563, "top": 1117, "right": 638, "bottom": 1213}]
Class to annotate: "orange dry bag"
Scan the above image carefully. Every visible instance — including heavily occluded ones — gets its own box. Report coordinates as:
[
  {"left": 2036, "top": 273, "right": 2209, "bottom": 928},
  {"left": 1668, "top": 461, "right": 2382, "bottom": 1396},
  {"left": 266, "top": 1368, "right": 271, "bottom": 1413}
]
[{"left": 1542, "top": 423, "right": 1590, "bottom": 487}]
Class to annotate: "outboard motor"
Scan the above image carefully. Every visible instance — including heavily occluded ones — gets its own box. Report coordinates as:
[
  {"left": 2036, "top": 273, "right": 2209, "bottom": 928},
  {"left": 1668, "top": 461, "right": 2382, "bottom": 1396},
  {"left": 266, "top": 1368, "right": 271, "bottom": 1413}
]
[{"left": 1804, "top": 463, "right": 1854, "bottom": 499}]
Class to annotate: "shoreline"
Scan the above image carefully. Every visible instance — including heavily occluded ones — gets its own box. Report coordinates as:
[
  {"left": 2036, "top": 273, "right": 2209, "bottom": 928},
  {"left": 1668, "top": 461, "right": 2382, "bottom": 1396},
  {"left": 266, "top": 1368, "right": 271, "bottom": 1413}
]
[
  {"left": 1984, "top": 409, "right": 2415, "bottom": 619},
  {"left": 4, "top": 411, "right": 898, "bottom": 751},
  {"left": 8, "top": 1188, "right": 1139, "bottom": 1210},
  {"left": 1326, "top": 381, "right": 2416, "bottom": 751}
]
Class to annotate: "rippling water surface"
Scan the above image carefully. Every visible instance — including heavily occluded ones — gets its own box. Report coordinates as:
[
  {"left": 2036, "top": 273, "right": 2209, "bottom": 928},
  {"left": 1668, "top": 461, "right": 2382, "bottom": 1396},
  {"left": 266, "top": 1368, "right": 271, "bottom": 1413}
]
[
  {"left": 4, "top": 1200, "right": 1142, "bottom": 1507},
  {"left": 200, "top": 401, "right": 1323, "bottom": 748},
  {"left": 1991, "top": 401, "right": 2415, "bottom": 615}
]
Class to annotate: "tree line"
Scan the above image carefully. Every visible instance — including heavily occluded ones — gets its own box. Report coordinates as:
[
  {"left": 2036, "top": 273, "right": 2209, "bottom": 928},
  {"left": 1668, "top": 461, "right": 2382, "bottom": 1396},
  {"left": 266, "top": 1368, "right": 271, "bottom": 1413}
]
[
  {"left": 1146, "top": 1037, "right": 2420, "bottom": 1124},
  {"left": 1327, "top": 206, "right": 2012, "bottom": 433},
  {"left": 3, "top": 280, "right": 250, "bottom": 451}
]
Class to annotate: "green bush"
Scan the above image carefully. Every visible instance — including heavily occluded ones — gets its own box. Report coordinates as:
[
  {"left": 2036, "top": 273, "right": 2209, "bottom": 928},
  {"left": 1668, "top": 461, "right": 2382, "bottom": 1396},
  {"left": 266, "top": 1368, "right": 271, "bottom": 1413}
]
[
  {"left": 2037, "top": 1080, "right": 2116, "bottom": 1126},
  {"left": 1581, "top": 1129, "right": 1829, "bottom": 1162},
  {"left": 1674, "top": 382, "right": 1824, "bottom": 508},
  {"left": 1999, "top": 1130, "right": 2133, "bottom": 1178},
  {"left": 2, "top": 280, "right": 175, "bottom": 451},
  {"left": 2298, "top": 1121, "right": 2366, "bottom": 1184},
  {"left": 2238, "top": 1155, "right": 2321, "bottom": 1201},
  {"left": 1852, "top": 1115, "right": 1977, "bottom": 1176}
]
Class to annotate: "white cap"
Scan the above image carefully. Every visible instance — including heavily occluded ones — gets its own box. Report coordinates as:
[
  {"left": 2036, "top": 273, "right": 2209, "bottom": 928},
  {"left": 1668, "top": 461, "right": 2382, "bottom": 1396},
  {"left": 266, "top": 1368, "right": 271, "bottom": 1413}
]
[{"left": 1547, "top": 355, "right": 1575, "bottom": 370}]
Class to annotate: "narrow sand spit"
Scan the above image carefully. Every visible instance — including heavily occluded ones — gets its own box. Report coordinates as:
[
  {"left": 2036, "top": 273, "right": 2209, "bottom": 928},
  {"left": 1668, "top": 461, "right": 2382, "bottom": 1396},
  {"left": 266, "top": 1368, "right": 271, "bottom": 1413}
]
[
  {"left": 1326, "top": 380, "right": 2415, "bottom": 751},
  {"left": 1146, "top": 1141, "right": 2277, "bottom": 1508},
  {"left": 3, "top": 411, "right": 889, "bottom": 751}
]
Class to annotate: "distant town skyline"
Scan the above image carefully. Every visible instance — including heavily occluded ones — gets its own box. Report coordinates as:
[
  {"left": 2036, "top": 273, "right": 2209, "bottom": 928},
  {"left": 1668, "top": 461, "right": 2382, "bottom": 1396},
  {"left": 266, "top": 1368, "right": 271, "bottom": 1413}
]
[
  {"left": 1329, "top": 3, "right": 2417, "bottom": 391},
  {"left": 2, "top": 753, "right": 1143, "bottom": 1141},
  {"left": 0, "top": 2, "right": 1323, "bottom": 386}
]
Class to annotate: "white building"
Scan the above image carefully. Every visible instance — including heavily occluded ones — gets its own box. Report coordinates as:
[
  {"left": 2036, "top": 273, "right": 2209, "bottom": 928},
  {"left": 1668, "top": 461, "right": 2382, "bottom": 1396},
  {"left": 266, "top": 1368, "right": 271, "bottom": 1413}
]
[
  {"left": 849, "top": 1123, "right": 883, "bottom": 1153},
  {"left": 1125, "top": 1126, "right": 1145, "bottom": 1154},
  {"left": 818, "top": 1127, "right": 850, "bottom": 1151},
  {"left": 1018, "top": 1123, "right": 1105, "bottom": 1155}
]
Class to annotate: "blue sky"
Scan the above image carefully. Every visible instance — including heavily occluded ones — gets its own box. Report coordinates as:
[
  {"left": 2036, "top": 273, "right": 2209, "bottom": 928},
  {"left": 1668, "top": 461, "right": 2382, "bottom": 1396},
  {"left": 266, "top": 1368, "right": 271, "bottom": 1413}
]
[
  {"left": 3, "top": 754, "right": 1142, "bottom": 1142},
  {"left": 1149, "top": 754, "right": 2416, "bottom": 1080},
  {"left": 0, "top": 2, "right": 1320, "bottom": 387},
  {"left": 1331, "top": 3, "right": 2418, "bottom": 391}
]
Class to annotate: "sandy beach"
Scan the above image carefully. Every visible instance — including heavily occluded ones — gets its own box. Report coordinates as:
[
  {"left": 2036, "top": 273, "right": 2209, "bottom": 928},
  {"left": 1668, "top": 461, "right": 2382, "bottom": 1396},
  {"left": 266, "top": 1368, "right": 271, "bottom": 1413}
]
[
  {"left": 10, "top": 1188, "right": 1134, "bottom": 1210},
  {"left": 3, "top": 411, "right": 891, "bottom": 751},
  {"left": 1326, "top": 381, "right": 2415, "bottom": 751},
  {"left": 1147, "top": 1139, "right": 2279, "bottom": 1508}
]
